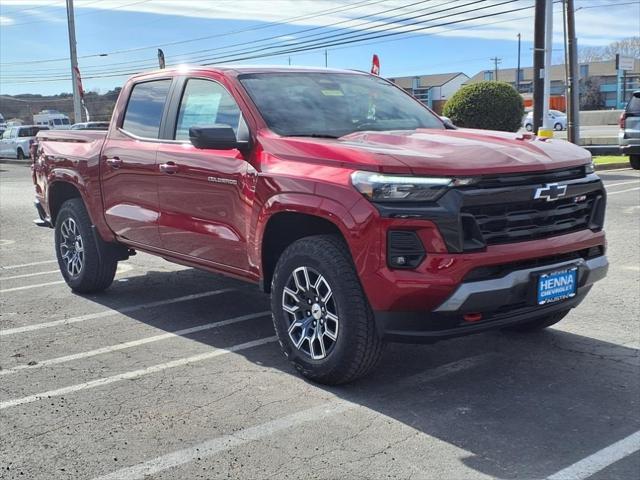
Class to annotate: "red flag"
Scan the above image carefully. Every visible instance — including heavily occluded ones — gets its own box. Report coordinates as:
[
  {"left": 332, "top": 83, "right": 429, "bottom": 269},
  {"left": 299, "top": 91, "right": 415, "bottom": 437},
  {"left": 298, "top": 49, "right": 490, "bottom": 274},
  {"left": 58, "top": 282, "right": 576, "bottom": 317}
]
[
  {"left": 73, "top": 66, "right": 85, "bottom": 99},
  {"left": 371, "top": 54, "right": 380, "bottom": 75}
]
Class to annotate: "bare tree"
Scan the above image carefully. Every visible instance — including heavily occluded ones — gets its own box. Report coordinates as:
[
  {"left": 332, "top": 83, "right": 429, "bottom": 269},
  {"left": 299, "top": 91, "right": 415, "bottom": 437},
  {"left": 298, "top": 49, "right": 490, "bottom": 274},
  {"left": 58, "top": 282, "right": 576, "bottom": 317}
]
[{"left": 578, "top": 36, "right": 640, "bottom": 63}]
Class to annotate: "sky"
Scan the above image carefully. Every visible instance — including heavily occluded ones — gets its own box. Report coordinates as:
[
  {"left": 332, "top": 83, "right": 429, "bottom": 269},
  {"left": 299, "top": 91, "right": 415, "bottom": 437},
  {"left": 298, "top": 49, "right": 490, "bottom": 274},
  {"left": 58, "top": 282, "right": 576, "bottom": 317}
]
[{"left": 0, "top": 0, "right": 638, "bottom": 96}]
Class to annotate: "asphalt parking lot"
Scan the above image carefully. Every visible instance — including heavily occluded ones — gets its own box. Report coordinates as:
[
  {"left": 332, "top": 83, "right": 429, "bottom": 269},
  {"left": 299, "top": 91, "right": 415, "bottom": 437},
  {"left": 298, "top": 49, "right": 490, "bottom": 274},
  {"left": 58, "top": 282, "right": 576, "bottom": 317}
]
[{"left": 0, "top": 162, "right": 638, "bottom": 480}]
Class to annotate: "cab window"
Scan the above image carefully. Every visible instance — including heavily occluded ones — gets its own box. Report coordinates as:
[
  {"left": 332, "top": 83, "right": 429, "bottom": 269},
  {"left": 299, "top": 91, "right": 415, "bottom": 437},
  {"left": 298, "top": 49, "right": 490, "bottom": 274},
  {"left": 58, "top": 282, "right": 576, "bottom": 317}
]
[
  {"left": 174, "top": 79, "right": 242, "bottom": 141},
  {"left": 122, "top": 79, "right": 172, "bottom": 138}
]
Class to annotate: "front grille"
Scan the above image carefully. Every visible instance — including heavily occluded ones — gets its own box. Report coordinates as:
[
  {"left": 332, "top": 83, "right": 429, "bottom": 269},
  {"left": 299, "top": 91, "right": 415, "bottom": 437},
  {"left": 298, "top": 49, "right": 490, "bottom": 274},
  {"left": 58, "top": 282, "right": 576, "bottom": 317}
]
[{"left": 462, "top": 192, "right": 599, "bottom": 245}]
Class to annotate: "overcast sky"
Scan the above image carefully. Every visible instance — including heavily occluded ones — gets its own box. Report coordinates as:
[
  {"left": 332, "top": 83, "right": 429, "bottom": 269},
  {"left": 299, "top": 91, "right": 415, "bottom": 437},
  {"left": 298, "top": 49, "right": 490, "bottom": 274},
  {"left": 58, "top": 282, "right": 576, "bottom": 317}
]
[{"left": 0, "top": 0, "right": 638, "bottom": 95}]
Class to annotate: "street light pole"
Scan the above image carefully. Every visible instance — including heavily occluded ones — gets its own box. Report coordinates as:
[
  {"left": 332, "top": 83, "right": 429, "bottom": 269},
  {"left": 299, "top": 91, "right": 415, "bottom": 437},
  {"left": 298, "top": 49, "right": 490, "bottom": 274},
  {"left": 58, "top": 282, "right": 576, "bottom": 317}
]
[
  {"left": 533, "top": 0, "right": 546, "bottom": 133},
  {"left": 517, "top": 33, "right": 521, "bottom": 92},
  {"left": 65, "top": 0, "right": 82, "bottom": 123},
  {"left": 542, "top": 0, "right": 553, "bottom": 130},
  {"left": 565, "top": 0, "right": 580, "bottom": 144}
]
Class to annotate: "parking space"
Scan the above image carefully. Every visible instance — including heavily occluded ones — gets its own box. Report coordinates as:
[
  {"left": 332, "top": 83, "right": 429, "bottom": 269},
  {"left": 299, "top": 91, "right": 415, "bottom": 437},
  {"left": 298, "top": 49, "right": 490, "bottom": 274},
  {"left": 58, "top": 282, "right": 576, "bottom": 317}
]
[{"left": 1, "top": 163, "right": 638, "bottom": 479}]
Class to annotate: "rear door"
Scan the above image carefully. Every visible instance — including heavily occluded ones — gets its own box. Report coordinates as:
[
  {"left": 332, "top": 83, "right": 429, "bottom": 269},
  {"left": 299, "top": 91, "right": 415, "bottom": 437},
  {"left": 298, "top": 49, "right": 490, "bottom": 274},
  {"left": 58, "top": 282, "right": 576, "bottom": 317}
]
[
  {"left": 155, "top": 76, "right": 254, "bottom": 271},
  {"left": 100, "top": 78, "right": 173, "bottom": 247},
  {"left": 624, "top": 93, "right": 640, "bottom": 139}
]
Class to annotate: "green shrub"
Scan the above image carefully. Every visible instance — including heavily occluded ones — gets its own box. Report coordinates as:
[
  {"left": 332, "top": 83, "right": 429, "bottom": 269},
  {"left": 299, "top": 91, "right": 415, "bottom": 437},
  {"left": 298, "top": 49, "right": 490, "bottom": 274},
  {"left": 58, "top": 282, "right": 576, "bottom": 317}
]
[{"left": 442, "top": 81, "right": 524, "bottom": 132}]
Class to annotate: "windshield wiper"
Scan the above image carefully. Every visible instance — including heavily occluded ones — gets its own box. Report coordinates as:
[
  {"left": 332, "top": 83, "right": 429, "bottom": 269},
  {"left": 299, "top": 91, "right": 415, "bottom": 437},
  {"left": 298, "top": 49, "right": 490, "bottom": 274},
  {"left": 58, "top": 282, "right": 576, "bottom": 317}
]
[{"left": 287, "top": 133, "right": 341, "bottom": 139}]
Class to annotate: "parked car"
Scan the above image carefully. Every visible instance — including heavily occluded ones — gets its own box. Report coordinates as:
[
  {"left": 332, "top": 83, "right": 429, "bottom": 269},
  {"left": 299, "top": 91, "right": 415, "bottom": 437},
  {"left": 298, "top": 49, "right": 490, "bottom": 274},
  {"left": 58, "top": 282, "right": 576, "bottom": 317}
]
[
  {"left": 523, "top": 110, "right": 567, "bottom": 132},
  {"left": 33, "top": 66, "right": 608, "bottom": 384},
  {"left": 0, "top": 113, "right": 7, "bottom": 135},
  {"left": 619, "top": 90, "right": 640, "bottom": 170},
  {"left": 71, "top": 122, "right": 110, "bottom": 130},
  {"left": 0, "top": 125, "right": 49, "bottom": 159}
]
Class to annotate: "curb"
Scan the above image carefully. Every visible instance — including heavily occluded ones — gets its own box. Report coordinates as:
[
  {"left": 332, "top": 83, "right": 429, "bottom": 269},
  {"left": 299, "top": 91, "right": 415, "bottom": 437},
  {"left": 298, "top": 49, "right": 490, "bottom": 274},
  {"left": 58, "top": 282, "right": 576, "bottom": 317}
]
[
  {"left": 0, "top": 159, "right": 32, "bottom": 166},
  {"left": 594, "top": 162, "right": 630, "bottom": 171}
]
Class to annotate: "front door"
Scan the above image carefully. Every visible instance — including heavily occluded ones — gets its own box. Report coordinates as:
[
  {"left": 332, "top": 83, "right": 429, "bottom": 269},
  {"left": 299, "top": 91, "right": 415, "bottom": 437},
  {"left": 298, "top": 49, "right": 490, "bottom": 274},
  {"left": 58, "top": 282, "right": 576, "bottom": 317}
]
[
  {"left": 0, "top": 128, "right": 16, "bottom": 157},
  {"left": 100, "top": 78, "right": 173, "bottom": 247},
  {"left": 155, "top": 77, "right": 254, "bottom": 272}
]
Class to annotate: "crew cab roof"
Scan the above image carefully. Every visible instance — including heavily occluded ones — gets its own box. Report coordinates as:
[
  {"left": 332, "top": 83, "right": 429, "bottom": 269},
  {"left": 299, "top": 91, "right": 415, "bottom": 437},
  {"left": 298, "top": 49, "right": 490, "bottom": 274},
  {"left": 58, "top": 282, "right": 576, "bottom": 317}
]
[{"left": 127, "top": 65, "right": 368, "bottom": 81}]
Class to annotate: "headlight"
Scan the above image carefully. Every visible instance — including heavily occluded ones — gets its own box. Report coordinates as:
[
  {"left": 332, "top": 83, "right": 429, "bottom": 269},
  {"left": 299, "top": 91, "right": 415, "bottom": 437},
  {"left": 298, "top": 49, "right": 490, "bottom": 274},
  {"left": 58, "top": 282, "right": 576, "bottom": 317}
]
[
  {"left": 351, "top": 171, "right": 471, "bottom": 202},
  {"left": 585, "top": 162, "right": 595, "bottom": 174}
]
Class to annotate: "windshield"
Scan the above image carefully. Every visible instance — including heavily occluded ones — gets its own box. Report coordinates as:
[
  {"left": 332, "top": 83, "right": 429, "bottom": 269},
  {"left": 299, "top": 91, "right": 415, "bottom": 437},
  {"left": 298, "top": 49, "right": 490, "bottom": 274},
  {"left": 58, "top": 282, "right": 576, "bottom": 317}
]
[{"left": 239, "top": 72, "right": 443, "bottom": 137}]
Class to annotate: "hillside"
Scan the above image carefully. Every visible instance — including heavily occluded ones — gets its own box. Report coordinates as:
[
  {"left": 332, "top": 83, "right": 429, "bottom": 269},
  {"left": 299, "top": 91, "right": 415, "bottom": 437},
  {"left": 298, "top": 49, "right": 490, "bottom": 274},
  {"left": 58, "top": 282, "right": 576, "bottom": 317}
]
[{"left": 0, "top": 88, "right": 121, "bottom": 124}]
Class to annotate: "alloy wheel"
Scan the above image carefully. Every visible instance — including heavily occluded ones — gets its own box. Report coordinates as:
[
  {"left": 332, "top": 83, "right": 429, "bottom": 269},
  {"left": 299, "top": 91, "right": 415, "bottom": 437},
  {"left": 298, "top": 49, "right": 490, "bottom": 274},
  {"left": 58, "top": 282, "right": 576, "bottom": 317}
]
[
  {"left": 281, "top": 266, "right": 339, "bottom": 360},
  {"left": 59, "top": 217, "right": 84, "bottom": 277}
]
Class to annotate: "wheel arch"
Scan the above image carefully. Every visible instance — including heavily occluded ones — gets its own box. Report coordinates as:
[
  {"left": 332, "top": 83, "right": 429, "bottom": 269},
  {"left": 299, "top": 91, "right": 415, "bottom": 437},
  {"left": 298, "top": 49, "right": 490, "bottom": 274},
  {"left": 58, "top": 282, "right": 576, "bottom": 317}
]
[
  {"left": 260, "top": 211, "right": 349, "bottom": 293},
  {"left": 48, "top": 181, "right": 85, "bottom": 225}
]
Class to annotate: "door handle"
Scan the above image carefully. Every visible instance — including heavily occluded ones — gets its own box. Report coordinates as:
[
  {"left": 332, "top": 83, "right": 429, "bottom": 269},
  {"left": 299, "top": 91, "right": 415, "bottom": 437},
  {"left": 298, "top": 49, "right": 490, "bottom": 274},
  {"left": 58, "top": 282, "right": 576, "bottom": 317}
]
[
  {"left": 159, "top": 162, "right": 178, "bottom": 174},
  {"left": 105, "top": 157, "right": 122, "bottom": 168}
]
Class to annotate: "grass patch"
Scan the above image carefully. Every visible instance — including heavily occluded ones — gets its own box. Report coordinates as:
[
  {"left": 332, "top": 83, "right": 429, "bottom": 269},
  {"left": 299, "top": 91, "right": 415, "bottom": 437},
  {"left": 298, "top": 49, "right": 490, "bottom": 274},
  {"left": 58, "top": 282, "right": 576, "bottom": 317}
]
[{"left": 593, "top": 155, "right": 629, "bottom": 165}]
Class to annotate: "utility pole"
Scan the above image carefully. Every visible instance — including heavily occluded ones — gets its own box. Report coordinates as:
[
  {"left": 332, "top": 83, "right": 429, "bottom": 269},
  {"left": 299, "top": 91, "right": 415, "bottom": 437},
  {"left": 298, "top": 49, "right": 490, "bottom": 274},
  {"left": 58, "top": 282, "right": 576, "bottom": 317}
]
[
  {"left": 533, "top": 0, "right": 546, "bottom": 134},
  {"left": 490, "top": 57, "right": 501, "bottom": 81},
  {"left": 288, "top": 56, "right": 291, "bottom": 66},
  {"left": 517, "top": 33, "right": 521, "bottom": 92},
  {"left": 65, "top": 0, "right": 82, "bottom": 123},
  {"left": 565, "top": 0, "right": 580, "bottom": 144},
  {"left": 542, "top": 0, "right": 553, "bottom": 130},
  {"left": 324, "top": 49, "right": 328, "bottom": 67}
]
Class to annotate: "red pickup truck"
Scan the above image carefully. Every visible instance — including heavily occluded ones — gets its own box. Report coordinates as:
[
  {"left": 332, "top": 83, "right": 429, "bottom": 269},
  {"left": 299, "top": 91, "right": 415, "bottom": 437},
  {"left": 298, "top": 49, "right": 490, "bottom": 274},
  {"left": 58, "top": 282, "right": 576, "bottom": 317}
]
[{"left": 33, "top": 66, "right": 608, "bottom": 384}]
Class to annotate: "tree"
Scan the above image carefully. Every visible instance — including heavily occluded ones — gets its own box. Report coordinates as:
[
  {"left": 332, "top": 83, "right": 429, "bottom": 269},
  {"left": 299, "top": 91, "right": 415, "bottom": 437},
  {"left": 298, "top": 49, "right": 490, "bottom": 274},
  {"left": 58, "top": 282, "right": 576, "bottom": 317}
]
[
  {"left": 442, "top": 81, "right": 524, "bottom": 132},
  {"left": 579, "top": 36, "right": 640, "bottom": 63},
  {"left": 580, "top": 78, "right": 604, "bottom": 111}
]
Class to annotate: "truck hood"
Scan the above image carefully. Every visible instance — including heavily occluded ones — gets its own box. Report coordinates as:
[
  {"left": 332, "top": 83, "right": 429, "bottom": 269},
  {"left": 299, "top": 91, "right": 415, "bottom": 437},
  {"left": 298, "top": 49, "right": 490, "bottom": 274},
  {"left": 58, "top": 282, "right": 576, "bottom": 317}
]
[{"left": 260, "top": 128, "right": 591, "bottom": 176}]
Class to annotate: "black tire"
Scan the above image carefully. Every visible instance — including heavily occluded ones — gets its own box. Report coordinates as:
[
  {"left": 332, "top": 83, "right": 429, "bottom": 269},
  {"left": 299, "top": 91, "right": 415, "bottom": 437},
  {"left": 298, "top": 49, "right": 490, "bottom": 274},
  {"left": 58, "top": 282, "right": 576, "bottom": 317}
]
[
  {"left": 54, "top": 198, "right": 118, "bottom": 293},
  {"left": 525, "top": 123, "right": 533, "bottom": 132},
  {"left": 271, "top": 235, "right": 384, "bottom": 385},
  {"left": 16, "top": 148, "right": 25, "bottom": 160},
  {"left": 630, "top": 155, "right": 640, "bottom": 170},
  {"left": 503, "top": 310, "right": 570, "bottom": 332},
  {"left": 554, "top": 122, "right": 563, "bottom": 131}
]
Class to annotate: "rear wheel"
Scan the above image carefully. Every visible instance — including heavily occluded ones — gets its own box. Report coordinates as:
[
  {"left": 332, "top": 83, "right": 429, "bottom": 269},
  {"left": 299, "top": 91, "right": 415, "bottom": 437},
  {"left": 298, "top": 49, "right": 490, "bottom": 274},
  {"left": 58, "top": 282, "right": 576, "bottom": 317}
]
[
  {"left": 503, "top": 310, "right": 570, "bottom": 332},
  {"left": 55, "top": 198, "right": 118, "bottom": 293},
  {"left": 525, "top": 123, "right": 533, "bottom": 132},
  {"left": 630, "top": 155, "right": 640, "bottom": 170},
  {"left": 271, "top": 235, "right": 383, "bottom": 385},
  {"left": 16, "top": 148, "right": 25, "bottom": 160},
  {"left": 554, "top": 122, "right": 563, "bottom": 131}
]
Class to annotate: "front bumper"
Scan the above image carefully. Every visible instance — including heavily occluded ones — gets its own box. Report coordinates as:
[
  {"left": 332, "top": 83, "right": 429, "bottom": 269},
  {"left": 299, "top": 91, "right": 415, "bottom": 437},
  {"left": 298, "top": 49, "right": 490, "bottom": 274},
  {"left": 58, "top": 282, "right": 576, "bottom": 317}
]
[{"left": 375, "top": 255, "right": 608, "bottom": 343}]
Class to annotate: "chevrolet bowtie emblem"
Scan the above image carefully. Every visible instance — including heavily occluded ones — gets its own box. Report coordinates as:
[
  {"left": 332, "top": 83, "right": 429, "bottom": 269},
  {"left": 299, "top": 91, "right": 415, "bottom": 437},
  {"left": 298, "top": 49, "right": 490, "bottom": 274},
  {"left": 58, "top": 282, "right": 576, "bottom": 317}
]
[{"left": 534, "top": 183, "right": 568, "bottom": 202}]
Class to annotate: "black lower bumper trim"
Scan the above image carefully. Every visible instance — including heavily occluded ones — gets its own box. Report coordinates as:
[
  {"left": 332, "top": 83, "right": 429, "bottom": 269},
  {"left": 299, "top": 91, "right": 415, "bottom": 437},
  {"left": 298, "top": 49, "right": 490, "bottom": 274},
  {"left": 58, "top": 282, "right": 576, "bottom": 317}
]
[{"left": 375, "top": 289, "right": 589, "bottom": 344}]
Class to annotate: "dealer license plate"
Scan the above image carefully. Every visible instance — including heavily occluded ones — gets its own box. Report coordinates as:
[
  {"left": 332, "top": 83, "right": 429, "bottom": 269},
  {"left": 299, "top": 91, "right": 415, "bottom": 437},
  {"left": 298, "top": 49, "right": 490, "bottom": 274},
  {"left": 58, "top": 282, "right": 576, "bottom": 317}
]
[{"left": 537, "top": 267, "right": 578, "bottom": 305}]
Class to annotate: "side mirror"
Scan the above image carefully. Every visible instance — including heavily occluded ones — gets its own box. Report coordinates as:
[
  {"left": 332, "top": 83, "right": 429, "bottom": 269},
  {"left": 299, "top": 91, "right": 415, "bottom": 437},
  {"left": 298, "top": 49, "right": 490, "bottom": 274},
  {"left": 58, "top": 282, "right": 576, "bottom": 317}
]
[
  {"left": 189, "top": 125, "right": 249, "bottom": 151},
  {"left": 439, "top": 116, "right": 456, "bottom": 130}
]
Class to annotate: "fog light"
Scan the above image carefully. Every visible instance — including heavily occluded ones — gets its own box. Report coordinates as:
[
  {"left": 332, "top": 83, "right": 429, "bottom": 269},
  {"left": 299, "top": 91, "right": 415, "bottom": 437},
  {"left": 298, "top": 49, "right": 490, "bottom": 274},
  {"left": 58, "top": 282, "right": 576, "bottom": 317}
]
[
  {"left": 463, "top": 313, "right": 482, "bottom": 322},
  {"left": 394, "top": 256, "right": 407, "bottom": 266}
]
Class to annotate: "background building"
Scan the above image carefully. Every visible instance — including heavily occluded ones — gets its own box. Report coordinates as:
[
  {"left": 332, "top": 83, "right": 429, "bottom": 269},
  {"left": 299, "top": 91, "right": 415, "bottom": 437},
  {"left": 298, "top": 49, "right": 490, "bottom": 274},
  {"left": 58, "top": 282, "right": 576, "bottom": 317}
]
[
  {"left": 467, "top": 58, "right": 640, "bottom": 110},
  {"left": 388, "top": 72, "right": 469, "bottom": 114}
]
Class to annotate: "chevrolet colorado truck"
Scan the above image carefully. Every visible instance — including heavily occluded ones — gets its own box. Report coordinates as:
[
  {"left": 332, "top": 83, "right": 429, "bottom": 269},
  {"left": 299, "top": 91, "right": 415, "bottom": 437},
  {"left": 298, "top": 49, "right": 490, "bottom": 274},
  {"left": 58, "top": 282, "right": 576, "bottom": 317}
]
[{"left": 33, "top": 66, "right": 608, "bottom": 384}]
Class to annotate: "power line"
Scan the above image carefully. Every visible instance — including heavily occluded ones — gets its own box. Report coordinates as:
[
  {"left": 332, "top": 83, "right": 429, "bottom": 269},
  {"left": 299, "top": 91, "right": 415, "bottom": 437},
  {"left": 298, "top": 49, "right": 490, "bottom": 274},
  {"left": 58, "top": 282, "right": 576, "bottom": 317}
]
[
  {"left": 1, "top": 0, "right": 434, "bottom": 75},
  {"left": 0, "top": 0, "right": 388, "bottom": 65},
  {"left": 4, "top": 0, "right": 494, "bottom": 79},
  {"left": 1, "top": 1, "right": 535, "bottom": 84},
  {"left": 3, "top": 0, "right": 444, "bottom": 77}
]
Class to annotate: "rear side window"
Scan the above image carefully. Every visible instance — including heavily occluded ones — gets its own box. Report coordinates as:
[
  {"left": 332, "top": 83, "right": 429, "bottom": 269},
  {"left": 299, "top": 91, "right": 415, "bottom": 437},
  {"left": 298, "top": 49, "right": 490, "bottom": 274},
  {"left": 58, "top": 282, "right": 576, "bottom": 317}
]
[
  {"left": 122, "top": 79, "right": 172, "bottom": 138},
  {"left": 174, "top": 79, "right": 241, "bottom": 140},
  {"left": 627, "top": 94, "right": 640, "bottom": 114}
]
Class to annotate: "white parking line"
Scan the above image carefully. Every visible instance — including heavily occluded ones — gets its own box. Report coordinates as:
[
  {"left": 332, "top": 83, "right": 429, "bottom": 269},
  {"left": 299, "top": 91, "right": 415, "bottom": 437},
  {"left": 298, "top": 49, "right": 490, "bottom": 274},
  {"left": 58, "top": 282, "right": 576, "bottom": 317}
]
[
  {"left": 0, "top": 311, "right": 270, "bottom": 376},
  {"left": 0, "top": 269, "right": 60, "bottom": 281},
  {"left": 0, "top": 259, "right": 57, "bottom": 270},
  {"left": 93, "top": 353, "right": 492, "bottom": 480},
  {"left": 0, "top": 336, "right": 277, "bottom": 410},
  {"left": 547, "top": 430, "right": 640, "bottom": 480},
  {"left": 0, "top": 279, "right": 66, "bottom": 293},
  {"left": 605, "top": 180, "right": 640, "bottom": 188},
  {"left": 0, "top": 289, "right": 234, "bottom": 336},
  {"left": 608, "top": 186, "right": 640, "bottom": 196}
]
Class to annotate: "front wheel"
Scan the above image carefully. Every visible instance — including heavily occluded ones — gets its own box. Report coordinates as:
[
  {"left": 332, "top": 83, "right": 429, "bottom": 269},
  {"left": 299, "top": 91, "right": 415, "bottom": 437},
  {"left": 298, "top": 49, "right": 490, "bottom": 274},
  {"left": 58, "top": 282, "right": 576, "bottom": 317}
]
[
  {"left": 503, "top": 310, "right": 570, "bottom": 332},
  {"left": 525, "top": 123, "right": 533, "bottom": 132},
  {"left": 271, "top": 235, "right": 383, "bottom": 385},
  {"left": 55, "top": 198, "right": 119, "bottom": 293},
  {"left": 554, "top": 123, "right": 563, "bottom": 131},
  {"left": 16, "top": 148, "right": 25, "bottom": 160},
  {"left": 630, "top": 155, "right": 640, "bottom": 170}
]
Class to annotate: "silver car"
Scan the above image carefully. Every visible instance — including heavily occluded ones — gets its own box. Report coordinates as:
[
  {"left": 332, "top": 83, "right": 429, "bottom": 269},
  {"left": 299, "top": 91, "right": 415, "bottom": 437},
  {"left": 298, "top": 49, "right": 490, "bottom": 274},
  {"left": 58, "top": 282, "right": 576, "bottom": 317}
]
[
  {"left": 523, "top": 110, "right": 567, "bottom": 132},
  {"left": 0, "top": 125, "right": 49, "bottom": 160},
  {"left": 619, "top": 91, "right": 640, "bottom": 170}
]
